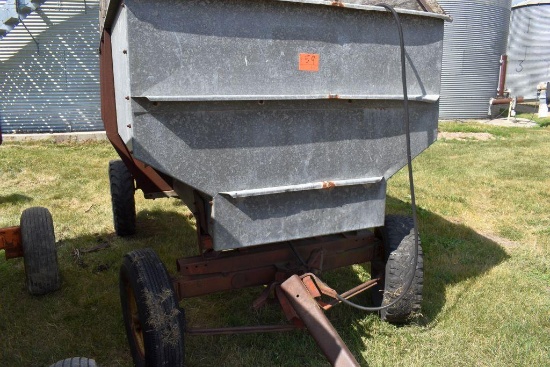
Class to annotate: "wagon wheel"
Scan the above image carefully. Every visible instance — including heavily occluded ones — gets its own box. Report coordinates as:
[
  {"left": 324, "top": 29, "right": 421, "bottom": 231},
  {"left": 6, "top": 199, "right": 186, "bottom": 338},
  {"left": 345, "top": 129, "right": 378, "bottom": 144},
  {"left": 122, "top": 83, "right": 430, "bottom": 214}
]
[
  {"left": 20, "top": 207, "right": 61, "bottom": 295},
  {"left": 49, "top": 357, "right": 98, "bottom": 367},
  {"left": 371, "top": 215, "right": 423, "bottom": 323},
  {"left": 109, "top": 160, "right": 136, "bottom": 236},
  {"left": 120, "top": 248, "right": 185, "bottom": 367}
]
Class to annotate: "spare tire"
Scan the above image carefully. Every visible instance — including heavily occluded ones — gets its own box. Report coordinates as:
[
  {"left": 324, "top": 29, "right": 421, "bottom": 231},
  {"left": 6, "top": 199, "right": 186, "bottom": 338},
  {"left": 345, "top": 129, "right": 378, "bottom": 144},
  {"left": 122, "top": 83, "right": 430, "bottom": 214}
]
[{"left": 20, "top": 207, "right": 60, "bottom": 295}]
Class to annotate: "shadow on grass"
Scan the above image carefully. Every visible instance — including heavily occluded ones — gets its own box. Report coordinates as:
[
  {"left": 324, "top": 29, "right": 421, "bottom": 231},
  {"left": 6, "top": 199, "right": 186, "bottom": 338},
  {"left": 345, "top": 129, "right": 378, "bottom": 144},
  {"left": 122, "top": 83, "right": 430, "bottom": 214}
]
[
  {"left": 384, "top": 196, "right": 510, "bottom": 323},
  {"left": 42, "top": 199, "right": 510, "bottom": 367},
  {"left": 129, "top": 199, "right": 509, "bottom": 366},
  {"left": 0, "top": 193, "right": 33, "bottom": 205},
  {"left": 326, "top": 195, "right": 510, "bottom": 322}
]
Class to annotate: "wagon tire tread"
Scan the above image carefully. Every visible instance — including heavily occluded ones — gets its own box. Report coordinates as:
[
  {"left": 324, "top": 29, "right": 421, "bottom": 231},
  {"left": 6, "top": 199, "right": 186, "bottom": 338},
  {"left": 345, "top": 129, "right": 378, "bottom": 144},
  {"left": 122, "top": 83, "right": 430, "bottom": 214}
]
[
  {"left": 373, "top": 215, "right": 423, "bottom": 323},
  {"left": 20, "top": 207, "right": 60, "bottom": 295},
  {"left": 109, "top": 160, "right": 136, "bottom": 236},
  {"left": 120, "top": 248, "right": 185, "bottom": 367}
]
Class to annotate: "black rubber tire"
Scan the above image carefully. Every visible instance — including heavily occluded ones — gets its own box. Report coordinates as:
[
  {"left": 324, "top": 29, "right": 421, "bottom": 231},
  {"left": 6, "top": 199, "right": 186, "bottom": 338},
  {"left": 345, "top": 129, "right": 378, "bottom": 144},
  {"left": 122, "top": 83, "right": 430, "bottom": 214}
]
[
  {"left": 109, "top": 160, "right": 136, "bottom": 236},
  {"left": 49, "top": 357, "right": 98, "bottom": 367},
  {"left": 371, "top": 215, "right": 423, "bottom": 323},
  {"left": 120, "top": 248, "right": 185, "bottom": 367},
  {"left": 20, "top": 207, "right": 61, "bottom": 295}
]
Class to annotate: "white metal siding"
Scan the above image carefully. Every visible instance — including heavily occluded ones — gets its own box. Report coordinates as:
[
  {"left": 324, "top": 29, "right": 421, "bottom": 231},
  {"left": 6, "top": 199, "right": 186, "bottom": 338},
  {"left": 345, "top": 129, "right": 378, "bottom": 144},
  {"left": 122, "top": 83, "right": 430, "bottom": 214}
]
[
  {"left": 506, "top": 4, "right": 550, "bottom": 100},
  {"left": 0, "top": 0, "right": 102, "bottom": 133},
  {"left": 439, "top": 0, "right": 512, "bottom": 119}
]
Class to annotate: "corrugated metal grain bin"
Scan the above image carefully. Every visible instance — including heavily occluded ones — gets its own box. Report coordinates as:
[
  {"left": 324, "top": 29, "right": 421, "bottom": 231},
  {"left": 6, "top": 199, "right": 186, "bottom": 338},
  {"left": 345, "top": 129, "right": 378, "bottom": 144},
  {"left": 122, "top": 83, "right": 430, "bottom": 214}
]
[
  {"left": 439, "top": 0, "right": 511, "bottom": 119},
  {"left": 506, "top": 0, "right": 550, "bottom": 100},
  {"left": 0, "top": 0, "right": 102, "bottom": 133},
  {"left": 102, "top": 0, "right": 449, "bottom": 250}
]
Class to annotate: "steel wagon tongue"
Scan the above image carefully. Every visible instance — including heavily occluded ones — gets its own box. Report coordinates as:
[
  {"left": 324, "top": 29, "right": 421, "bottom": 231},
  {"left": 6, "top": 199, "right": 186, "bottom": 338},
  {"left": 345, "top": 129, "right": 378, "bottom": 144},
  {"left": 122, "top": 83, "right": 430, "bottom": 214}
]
[{"left": 99, "top": 0, "right": 450, "bottom": 365}]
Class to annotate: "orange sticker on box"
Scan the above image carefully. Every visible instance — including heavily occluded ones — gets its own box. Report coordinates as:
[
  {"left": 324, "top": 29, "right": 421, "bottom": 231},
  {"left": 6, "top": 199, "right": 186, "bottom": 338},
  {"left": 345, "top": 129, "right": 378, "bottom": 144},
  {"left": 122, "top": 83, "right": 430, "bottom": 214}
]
[{"left": 299, "top": 53, "right": 320, "bottom": 72}]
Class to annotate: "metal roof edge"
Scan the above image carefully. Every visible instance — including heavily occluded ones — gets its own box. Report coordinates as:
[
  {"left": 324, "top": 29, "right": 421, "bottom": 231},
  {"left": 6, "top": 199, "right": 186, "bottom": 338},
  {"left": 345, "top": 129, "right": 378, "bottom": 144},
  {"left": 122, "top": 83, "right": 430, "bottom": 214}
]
[
  {"left": 275, "top": 0, "right": 452, "bottom": 21},
  {"left": 513, "top": 0, "right": 550, "bottom": 9}
]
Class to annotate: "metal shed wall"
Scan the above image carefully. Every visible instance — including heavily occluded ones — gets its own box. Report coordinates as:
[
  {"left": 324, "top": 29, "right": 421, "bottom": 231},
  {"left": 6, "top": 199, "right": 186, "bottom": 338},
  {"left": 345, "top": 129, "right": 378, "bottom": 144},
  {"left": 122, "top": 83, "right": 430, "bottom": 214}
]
[
  {"left": 506, "top": 2, "right": 550, "bottom": 100},
  {"left": 438, "top": 0, "right": 512, "bottom": 119},
  {"left": 0, "top": 0, "right": 102, "bottom": 133}
]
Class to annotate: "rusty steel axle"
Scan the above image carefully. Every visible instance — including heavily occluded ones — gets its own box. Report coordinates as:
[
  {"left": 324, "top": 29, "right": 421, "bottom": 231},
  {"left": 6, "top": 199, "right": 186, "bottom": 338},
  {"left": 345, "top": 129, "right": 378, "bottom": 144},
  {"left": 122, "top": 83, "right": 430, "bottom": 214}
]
[
  {"left": 185, "top": 271, "right": 378, "bottom": 366},
  {"left": 174, "top": 231, "right": 382, "bottom": 299}
]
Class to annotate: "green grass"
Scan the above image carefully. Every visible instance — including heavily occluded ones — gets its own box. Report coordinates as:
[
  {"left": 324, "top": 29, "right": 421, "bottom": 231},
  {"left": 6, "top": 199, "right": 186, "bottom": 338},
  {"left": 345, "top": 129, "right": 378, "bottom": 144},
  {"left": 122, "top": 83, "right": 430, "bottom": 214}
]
[
  {"left": 1, "top": 123, "right": 549, "bottom": 366},
  {"left": 495, "top": 105, "right": 550, "bottom": 127},
  {"left": 516, "top": 111, "right": 550, "bottom": 127}
]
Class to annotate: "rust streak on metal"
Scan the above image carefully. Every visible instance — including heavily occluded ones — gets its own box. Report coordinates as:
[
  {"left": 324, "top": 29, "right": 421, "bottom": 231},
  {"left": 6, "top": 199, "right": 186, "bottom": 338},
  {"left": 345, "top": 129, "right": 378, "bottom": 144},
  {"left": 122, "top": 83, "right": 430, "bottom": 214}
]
[
  {"left": 331, "top": 1, "right": 345, "bottom": 7},
  {"left": 322, "top": 181, "right": 336, "bottom": 189},
  {"left": 328, "top": 94, "right": 340, "bottom": 99},
  {"left": 0, "top": 226, "right": 23, "bottom": 259}
]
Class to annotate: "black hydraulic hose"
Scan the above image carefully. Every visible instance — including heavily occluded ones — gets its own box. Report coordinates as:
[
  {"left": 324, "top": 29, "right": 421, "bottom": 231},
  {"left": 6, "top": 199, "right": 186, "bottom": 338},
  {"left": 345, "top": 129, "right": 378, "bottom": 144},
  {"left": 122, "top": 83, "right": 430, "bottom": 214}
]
[{"left": 335, "top": 3, "right": 421, "bottom": 312}]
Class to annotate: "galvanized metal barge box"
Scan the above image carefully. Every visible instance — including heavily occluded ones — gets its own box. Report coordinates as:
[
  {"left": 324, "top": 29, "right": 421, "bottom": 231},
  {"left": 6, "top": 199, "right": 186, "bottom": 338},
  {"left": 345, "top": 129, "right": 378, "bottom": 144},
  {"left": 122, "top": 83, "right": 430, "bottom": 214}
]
[{"left": 107, "top": 0, "right": 450, "bottom": 250}]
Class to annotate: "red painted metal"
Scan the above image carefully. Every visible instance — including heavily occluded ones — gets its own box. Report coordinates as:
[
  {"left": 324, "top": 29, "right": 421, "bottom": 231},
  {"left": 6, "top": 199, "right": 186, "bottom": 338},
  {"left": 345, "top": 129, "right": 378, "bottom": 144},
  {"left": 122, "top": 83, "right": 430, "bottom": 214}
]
[
  {"left": 99, "top": 30, "right": 174, "bottom": 198},
  {"left": 281, "top": 275, "right": 361, "bottom": 367},
  {"left": 490, "top": 97, "right": 524, "bottom": 105},
  {"left": 0, "top": 226, "right": 23, "bottom": 260},
  {"left": 174, "top": 232, "right": 381, "bottom": 299},
  {"left": 497, "top": 55, "right": 508, "bottom": 97}
]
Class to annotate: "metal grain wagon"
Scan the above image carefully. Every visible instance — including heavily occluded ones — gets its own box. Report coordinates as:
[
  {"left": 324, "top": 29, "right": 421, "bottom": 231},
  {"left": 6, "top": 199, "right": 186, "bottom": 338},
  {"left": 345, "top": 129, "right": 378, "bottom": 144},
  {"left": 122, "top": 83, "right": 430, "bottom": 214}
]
[{"left": 98, "top": 1, "right": 450, "bottom": 365}]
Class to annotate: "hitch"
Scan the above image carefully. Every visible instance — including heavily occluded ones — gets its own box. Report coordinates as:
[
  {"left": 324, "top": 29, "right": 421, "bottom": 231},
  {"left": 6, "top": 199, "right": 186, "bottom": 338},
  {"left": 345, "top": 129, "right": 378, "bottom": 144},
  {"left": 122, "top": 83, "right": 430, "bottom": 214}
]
[{"left": 278, "top": 274, "right": 379, "bottom": 367}]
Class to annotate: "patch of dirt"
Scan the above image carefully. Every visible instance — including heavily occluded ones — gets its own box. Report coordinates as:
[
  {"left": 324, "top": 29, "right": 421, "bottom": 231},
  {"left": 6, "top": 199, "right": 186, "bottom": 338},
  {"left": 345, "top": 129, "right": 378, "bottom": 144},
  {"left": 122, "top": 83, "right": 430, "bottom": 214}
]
[
  {"left": 482, "top": 233, "right": 520, "bottom": 249},
  {"left": 439, "top": 132, "right": 495, "bottom": 141}
]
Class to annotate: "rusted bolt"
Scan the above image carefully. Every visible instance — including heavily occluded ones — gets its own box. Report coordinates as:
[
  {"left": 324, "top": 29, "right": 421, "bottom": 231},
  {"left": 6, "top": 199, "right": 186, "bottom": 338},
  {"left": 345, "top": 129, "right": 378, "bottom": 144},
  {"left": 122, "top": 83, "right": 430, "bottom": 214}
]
[
  {"left": 126, "top": 124, "right": 131, "bottom": 128},
  {"left": 123, "top": 49, "right": 127, "bottom": 54},
  {"left": 125, "top": 96, "right": 130, "bottom": 100}
]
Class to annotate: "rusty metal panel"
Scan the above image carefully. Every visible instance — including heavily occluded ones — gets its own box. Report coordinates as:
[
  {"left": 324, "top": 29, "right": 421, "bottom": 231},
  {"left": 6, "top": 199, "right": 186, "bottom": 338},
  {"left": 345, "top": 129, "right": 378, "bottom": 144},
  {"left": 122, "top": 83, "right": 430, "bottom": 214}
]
[{"left": 0, "top": 226, "right": 23, "bottom": 259}]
